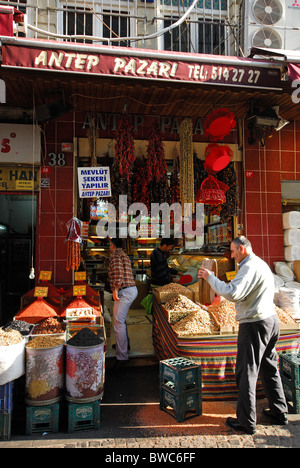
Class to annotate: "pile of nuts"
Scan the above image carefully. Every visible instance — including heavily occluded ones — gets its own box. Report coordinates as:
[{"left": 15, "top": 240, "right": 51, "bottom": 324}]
[{"left": 0, "top": 328, "right": 23, "bottom": 346}]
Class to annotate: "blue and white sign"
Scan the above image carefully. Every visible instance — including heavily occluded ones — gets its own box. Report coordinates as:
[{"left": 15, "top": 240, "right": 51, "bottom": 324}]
[{"left": 77, "top": 166, "right": 111, "bottom": 198}]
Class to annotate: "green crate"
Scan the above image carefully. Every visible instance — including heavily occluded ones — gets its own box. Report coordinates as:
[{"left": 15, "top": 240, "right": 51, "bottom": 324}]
[
  {"left": 282, "top": 377, "right": 300, "bottom": 414},
  {"left": 26, "top": 404, "right": 59, "bottom": 435},
  {"left": 280, "top": 353, "right": 300, "bottom": 389},
  {"left": 68, "top": 401, "right": 100, "bottom": 432},
  {"left": 0, "top": 412, "right": 12, "bottom": 440},
  {"left": 160, "top": 358, "right": 202, "bottom": 394},
  {"left": 160, "top": 386, "right": 202, "bottom": 423}
]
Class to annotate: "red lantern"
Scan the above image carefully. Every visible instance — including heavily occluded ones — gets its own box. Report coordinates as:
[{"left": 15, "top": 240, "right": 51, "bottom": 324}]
[
  {"left": 195, "top": 175, "right": 229, "bottom": 206},
  {"left": 204, "top": 108, "right": 236, "bottom": 141},
  {"left": 204, "top": 143, "right": 233, "bottom": 174}
]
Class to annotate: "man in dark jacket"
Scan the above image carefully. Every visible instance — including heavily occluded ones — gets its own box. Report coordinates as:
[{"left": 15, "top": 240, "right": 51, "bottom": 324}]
[{"left": 150, "top": 238, "right": 178, "bottom": 286}]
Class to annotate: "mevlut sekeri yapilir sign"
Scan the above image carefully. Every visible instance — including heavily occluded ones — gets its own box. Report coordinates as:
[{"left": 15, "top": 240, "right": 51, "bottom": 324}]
[
  {"left": 1, "top": 43, "right": 283, "bottom": 90},
  {"left": 77, "top": 167, "right": 111, "bottom": 198}
]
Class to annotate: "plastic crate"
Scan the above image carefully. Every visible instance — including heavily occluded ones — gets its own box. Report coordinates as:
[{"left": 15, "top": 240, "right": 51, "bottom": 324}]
[
  {"left": 282, "top": 378, "right": 300, "bottom": 414},
  {"left": 0, "top": 412, "right": 12, "bottom": 440},
  {"left": 280, "top": 353, "right": 300, "bottom": 389},
  {"left": 0, "top": 382, "right": 13, "bottom": 413},
  {"left": 26, "top": 403, "right": 59, "bottom": 435},
  {"left": 159, "top": 357, "right": 202, "bottom": 394},
  {"left": 160, "top": 387, "right": 202, "bottom": 423},
  {"left": 68, "top": 401, "right": 100, "bottom": 432}
]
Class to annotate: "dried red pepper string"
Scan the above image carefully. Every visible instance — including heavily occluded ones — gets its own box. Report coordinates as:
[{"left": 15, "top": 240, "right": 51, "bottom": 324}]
[{"left": 114, "top": 113, "right": 136, "bottom": 181}]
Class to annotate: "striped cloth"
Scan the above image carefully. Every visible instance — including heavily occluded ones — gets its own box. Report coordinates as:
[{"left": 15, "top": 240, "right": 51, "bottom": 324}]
[{"left": 152, "top": 297, "right": 300, "bottom": 401}]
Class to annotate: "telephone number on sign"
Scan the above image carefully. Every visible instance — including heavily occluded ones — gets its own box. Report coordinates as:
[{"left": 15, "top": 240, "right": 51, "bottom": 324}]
[{"left": 187, "top": 65, "right": 263, "bottom": 84}]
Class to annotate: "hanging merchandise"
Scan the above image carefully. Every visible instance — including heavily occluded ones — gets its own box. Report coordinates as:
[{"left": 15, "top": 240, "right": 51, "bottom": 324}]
[
  {"left": 204, "top": 108, "right": 236, "bottom": 141},
  {"left": 146, "top": 118, "right": 167, "bottom": 183},
  {"left": 131, "top": 157, "right": 150, "bottom": 207},
  {"left": 217, "top": 163, "right": 240, "bottom": 222},
  {"left": 66, "top": 217, "right": 82, "bottom": 272},
  {"left": 170, "top": 155, "right": 180, "bottom": 205},
  {"left": 179, "top": 118, "right": 194, "bottom": 213},
  {"left": 195, "top": 175, "right": 229, "bottom": 206},
  {"left": 204, "top": 143, "right": 233, "bottom": 174},
  {"left": 114, "top": 112, "right": 136, "bottom": 181}
]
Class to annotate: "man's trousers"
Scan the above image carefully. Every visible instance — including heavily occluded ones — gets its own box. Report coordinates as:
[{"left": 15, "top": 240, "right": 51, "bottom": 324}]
[{"left": 235, "top": 315, "right": 288, "bottom": 431}]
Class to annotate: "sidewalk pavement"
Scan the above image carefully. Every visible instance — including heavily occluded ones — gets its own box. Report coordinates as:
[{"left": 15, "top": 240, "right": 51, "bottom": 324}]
[{"left": 1, "top": 360, "right": 300, "bottom": 449}]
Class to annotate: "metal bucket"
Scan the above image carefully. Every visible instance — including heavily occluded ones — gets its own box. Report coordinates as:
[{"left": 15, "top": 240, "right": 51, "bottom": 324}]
[
  {"left": 66, "top": 340, "right": 104, "bottom": 403},
  {"left": 25, "top": 342, "right": 64, "bottom": 406}
]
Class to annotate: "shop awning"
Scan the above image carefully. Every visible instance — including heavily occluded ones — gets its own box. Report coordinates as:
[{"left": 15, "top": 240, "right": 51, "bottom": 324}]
[
  {"left": 249, "top": 47, "right": 300, "bottom": 82},
  {"left": 0, "top": 37, "right": 284, "bottom": 91},
  {"left": 0, "top": 37, "right": 300, "bottom": 122}
]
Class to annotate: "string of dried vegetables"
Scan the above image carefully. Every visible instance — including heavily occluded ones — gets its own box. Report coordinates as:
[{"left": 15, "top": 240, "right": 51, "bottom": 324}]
[
  {"left": 170, "top": 155, "right": 180, "bottom": 204},
  {"left": 66, "top": 240, "right": 81, "bottom": 271},
  {"left": 146, "top": 118, "right": 167, "bottom": 183},
  {"left": 179, "top": 118, "right": 194, "bottom": 214},
  {"left": 131, "top": 157, "right": 150, "bottom": 207},
  {"left": 114, "top": 113, "right": 136, "bottom": 181}
]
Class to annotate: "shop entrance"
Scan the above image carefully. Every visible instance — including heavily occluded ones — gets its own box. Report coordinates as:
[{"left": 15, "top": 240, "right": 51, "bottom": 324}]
[{"left": 0, "top": 193, "right": 37, "bottom": 325}]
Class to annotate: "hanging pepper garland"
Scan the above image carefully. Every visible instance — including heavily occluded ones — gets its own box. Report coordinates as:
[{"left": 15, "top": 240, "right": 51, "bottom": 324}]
[
  {"left": 146, "top": 118, "right": 167, "bottom": 183},
  {"left": 114, "top": 113, "right": 136, "bottom": 181},
  {"left": 131, "top": 157, "right": 150, "bottom": 207}
]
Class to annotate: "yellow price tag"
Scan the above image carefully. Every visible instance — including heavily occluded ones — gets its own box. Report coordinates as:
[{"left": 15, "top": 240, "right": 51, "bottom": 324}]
[
  {"left": 34, "top": 286, "right": 48, "bottom": 297},
  {"left": 75, "top": 272, "right": 86, "bottom": 282},
  {"left": 226, "top": 271, "right": 237, "bottom": 281},
  {"left": 73, "top": 285, "right": 86, "bottom": 296},
  {"left": 39, "top": 271, "right": 52, "bottom": 281}
]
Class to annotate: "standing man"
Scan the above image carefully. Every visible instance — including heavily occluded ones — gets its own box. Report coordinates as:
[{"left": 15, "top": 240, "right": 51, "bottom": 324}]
[
  {"left": 198, "top": 235, "right": 288, "bottom": 434},
  {"left": 108, "top": 238, "right": 138, "bottom": 370},
  {"left": 150, "top": 237, "right": 179, "bottom": 286}
]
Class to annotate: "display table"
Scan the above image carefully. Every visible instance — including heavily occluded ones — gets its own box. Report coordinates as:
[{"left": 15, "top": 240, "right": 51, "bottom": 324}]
[{"left": 152, "top": 297, "right": 300, "bottom": 401}]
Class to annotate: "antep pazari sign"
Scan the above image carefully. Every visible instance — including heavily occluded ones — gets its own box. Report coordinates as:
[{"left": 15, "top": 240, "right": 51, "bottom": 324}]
[{"left": 1, "top": 42, "right": 282, "bottom": 90}]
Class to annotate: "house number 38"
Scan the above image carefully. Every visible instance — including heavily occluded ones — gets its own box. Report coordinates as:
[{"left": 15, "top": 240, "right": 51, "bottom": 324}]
[{"left": 48, "top": 152, "right": 66, "bottom": 166}]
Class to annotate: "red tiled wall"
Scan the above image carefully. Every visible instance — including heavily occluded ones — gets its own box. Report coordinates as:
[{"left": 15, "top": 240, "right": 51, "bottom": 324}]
[
  {"left": 244, "top": 121, "right": 300, "bottom": 268},
  {"left": 36, "top": 113, "right": 74, "bottom": 287}
]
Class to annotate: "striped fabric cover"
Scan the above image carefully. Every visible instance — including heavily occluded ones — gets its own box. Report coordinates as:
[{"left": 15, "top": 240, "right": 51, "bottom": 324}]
[{"left": 152, "top": 297, "right": 300, "bottom": 401}]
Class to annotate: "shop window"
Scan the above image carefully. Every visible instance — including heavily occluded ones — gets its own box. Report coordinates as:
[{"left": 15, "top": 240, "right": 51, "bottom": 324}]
[
  {"left": 102, "top": 11, "right": 131, "bottom": 47},
  {"left": 163, "top": 18, "right": 190, "bottom": 52},
  {"left": 198, "top": 19, "right": 226, "bottom": 54},
  {"left": 63, "top": 6, "right": 93, "bottom": 43}
]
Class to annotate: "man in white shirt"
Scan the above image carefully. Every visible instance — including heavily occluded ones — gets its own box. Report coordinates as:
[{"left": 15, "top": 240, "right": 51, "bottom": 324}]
[{"left": 198, "top": 236, "right": 288, "bottom": 435}]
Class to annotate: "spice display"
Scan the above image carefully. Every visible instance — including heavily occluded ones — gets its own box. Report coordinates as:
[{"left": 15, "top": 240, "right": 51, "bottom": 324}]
[
  {"left": 172, "top": 309, "right": 219, "bottom": 336},
  {"left": 153, "top": 283, "right": 194, "bottom": 303},
  {"left": 0, "top": 328, "right": 23, "bottom": 346},
  {"left": 179, "top": 118, "right": 194, "bottom": 213},
  {"left": 114, "top": 112, "right": 136, "bottom": 181},
  {"left": 67, "top": 327, "right": 102, "bottom": 347},
  {"left": 146, "top": 119, "right": 167, "bottom": 183},
  {"left": 4, "top": 320, "right": 33, "bottom": 336},
  {"left": 61, "top": 297, "right": 99, "bottom": 317},
  {"left": 25, "top": 336, "right": 64, "bottom": 404},
  {"left": 66, "top": 328, "right": 104, "bottom": 402},
  {"left": 14, "top": 298, "right": 58, "bottom": 324},
  {"left": 32, "top": 317, "right": 65, "bottom": 335},
  {"left": 26, "top": 335, "right": 65, "bottom": 348}
]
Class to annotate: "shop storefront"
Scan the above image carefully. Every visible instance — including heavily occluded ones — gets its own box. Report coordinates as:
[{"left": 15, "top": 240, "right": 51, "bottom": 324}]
[{"left": 0, "top": 33, "right": 300, "bottom": 437}]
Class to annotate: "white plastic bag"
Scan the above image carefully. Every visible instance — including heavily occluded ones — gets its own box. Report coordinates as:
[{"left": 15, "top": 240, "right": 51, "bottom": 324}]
[{"left": 0, "top": 338, "right": 25, "bottom": 385}]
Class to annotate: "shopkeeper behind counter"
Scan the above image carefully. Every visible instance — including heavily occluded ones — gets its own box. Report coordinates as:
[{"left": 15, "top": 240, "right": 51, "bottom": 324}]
[{"left": 150, "top": 238, "right": 179, "bottom": 287}]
